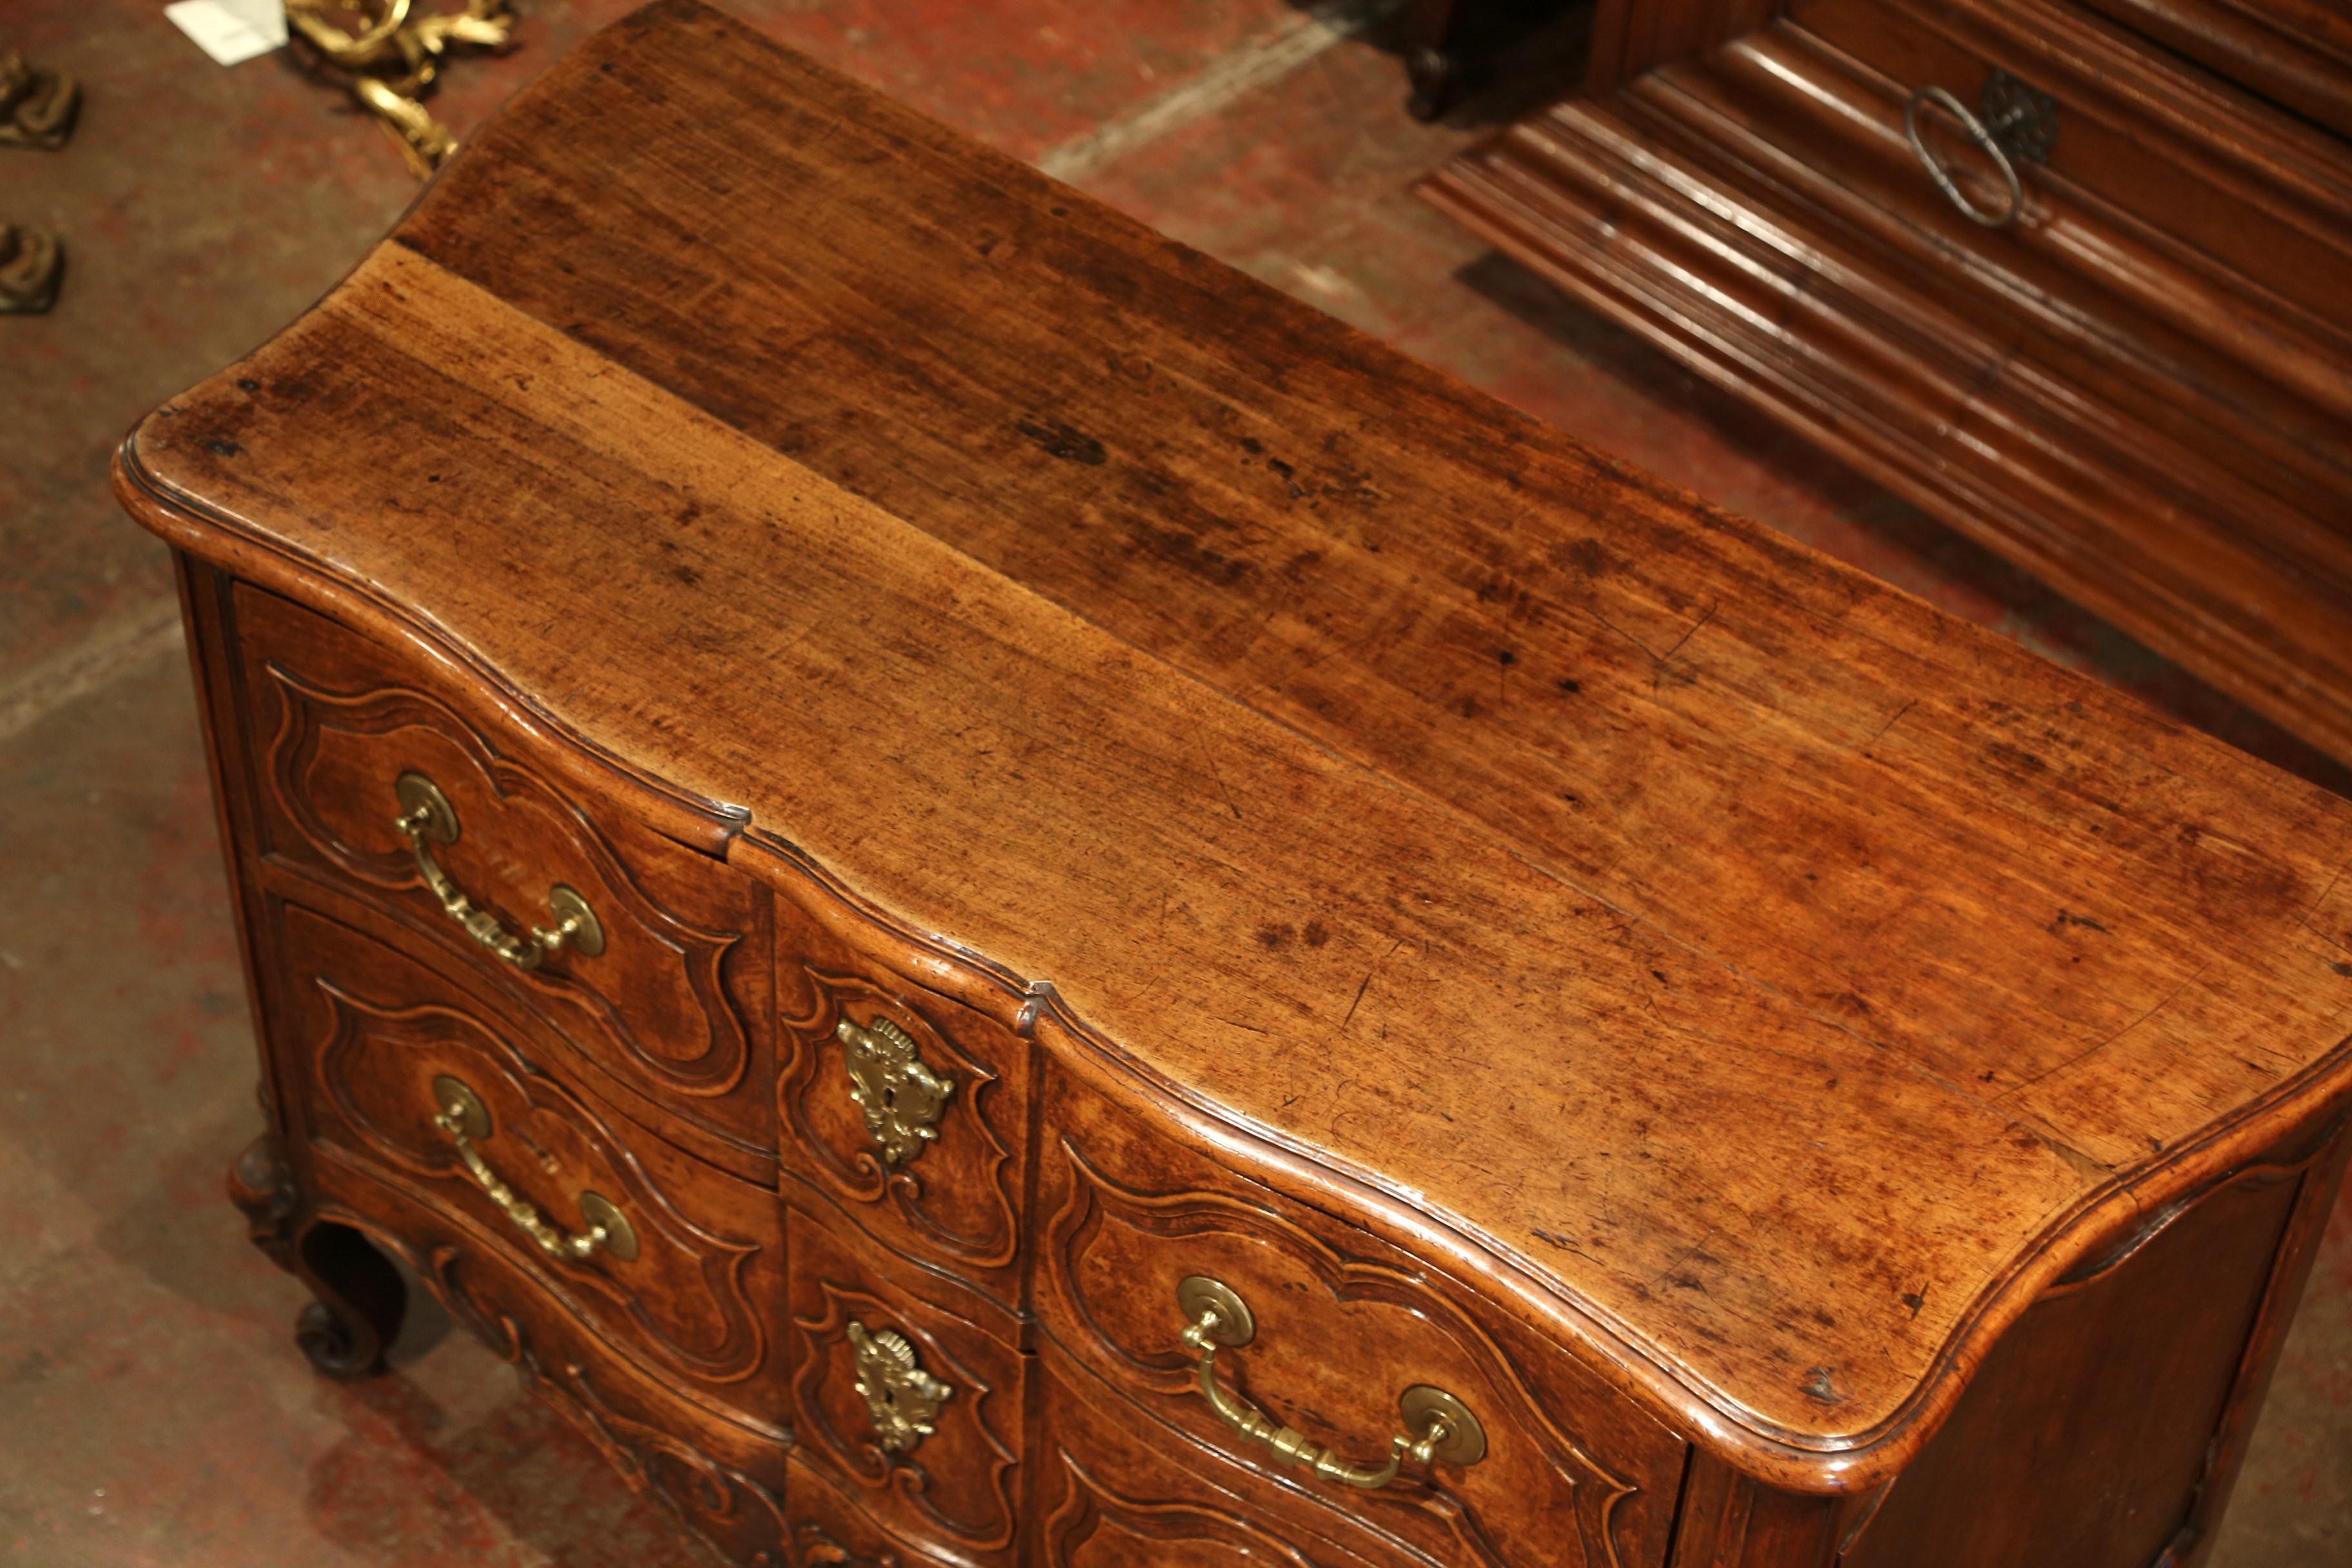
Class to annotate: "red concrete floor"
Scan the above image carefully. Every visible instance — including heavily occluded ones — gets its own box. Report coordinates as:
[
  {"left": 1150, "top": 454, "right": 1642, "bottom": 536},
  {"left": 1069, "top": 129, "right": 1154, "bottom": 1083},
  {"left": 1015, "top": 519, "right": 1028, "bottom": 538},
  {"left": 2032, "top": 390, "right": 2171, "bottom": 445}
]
[{"left": 3, "top": 2, "right": 2346, "bottom": 1563}]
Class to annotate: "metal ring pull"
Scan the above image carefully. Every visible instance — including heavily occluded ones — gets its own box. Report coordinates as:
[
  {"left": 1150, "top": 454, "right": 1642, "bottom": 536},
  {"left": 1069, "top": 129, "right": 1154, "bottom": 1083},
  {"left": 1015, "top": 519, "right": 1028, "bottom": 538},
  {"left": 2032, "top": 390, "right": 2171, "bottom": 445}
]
[
  {"left": 1904, "top": 86, "right": 2023, "bottom": 228},
  {"left": 431, "top": 1075, "right": 638, "bottom": 1261},
  {"left": 1903, "top": 72, "right": 2056, "bottom": 231},
  {"left": 393, "top": 772, "right": 604, "bottom": 971},
  {"left": 1175, "top": 1276, "right": 1487, "bottom": 1489}
]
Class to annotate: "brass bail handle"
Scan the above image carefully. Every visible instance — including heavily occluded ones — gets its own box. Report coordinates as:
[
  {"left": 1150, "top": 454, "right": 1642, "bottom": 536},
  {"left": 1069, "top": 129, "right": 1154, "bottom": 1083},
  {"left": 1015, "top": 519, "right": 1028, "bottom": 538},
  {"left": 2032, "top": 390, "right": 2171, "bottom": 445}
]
[
  {"left": 430, "top": 1075, "right": 638, "bottom": 1262},
  {"left": 1175, "top": 1275, "right": 1487, "bottom": 1490},
  {"left": 393, "top": 772, "right": 605, "bottom": 971}
]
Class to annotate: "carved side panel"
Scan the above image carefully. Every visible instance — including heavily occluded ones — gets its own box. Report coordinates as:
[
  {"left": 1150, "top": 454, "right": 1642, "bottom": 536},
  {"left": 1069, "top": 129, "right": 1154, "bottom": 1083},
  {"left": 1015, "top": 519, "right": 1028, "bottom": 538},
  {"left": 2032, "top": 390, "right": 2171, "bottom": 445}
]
[
  {"left": 782, "top": 1198, "right": 1028, "bottom": 1562},
  {"left": 1035, "top": 1056, "right": 1685, "bottom": 1568},
  {"left": 1033, "top": 1347, "right": 1415, "bottom": 1568},
  {"left": 767, "top": 847, "right": 1032, "bottom": 1306},
  {"left": 282, "top": 901, "right": 787, "bottom": 1411},
  {"left": 233, "top": 583, "right": 774, "bottom": 1157}
]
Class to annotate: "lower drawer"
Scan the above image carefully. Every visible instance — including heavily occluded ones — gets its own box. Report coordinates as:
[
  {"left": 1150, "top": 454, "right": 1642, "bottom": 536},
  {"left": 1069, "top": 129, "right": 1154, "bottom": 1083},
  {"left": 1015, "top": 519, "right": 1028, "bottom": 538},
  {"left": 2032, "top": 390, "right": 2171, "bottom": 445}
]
[
  {"left": 1031, "top": 1342, "right": 1420, "bottom": 1568},
  {"left": 782, "top": 1185, "right": 1030, "bottom": 1563},
  {"left": 302, "top": 1157, "right": 793, "bottom": 1563},
  {"left": 781, "top": 1453, "right": 926, "bottom": 1566},
  {"left": 267, "top": 898, "right": 791, "bottom": 1424}
]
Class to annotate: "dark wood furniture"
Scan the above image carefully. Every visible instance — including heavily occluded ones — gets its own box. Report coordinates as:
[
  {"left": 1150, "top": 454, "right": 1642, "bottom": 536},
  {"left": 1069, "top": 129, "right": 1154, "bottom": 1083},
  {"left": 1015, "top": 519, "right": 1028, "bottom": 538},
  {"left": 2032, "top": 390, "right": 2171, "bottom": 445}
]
[
  {"left": 118, "top": 4, "right": 2352, "bottom": 1563},
  {"left": 1422, "top": 0, "right": 2352, "bottom": 767}
]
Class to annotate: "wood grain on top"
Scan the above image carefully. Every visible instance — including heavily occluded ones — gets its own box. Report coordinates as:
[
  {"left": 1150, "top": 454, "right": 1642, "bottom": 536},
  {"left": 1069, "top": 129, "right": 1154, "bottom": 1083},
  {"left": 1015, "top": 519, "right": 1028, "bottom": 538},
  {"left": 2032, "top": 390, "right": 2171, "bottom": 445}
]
[{"left": 117, "top": 0, "right": 2352, "bottom": 1480}]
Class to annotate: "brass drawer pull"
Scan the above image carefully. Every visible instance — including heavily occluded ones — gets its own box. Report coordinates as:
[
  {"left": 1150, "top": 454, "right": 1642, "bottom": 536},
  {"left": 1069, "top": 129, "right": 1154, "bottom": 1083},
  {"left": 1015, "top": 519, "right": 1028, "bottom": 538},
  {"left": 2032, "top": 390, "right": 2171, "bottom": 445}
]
[
  {"left": 1176, "top": 1275, "right": 1487, "bottom": 1489},
  {"left": 393, "top": 771, "right": 605, "bottom": 970},
  {"left": 1902, "top": 70, "right": 2056, "bottom": 230},
  {"left": 431, "top": 1075, "right": 638, "bottom": 1262}
]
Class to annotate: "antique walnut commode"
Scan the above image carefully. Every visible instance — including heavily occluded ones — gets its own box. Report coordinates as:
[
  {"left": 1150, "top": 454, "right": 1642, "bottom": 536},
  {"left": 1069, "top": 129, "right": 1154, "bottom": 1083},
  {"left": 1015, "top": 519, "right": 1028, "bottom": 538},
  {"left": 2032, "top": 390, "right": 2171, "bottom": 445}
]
[{"left": 115, "top": 5, "right": 2352, "bottom": 1564}]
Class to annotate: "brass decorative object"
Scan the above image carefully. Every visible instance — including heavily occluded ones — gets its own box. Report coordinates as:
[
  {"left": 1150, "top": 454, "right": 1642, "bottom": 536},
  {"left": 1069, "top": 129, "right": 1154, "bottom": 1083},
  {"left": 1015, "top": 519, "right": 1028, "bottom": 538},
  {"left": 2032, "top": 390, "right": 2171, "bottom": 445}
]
[
  {"left": 0, "top": 49, "right": 78, "bottom": 150},
  {"left": 393, "top": 771, "right": 605, "bottom": 970},
  {"left": 1176, "top": 1275, "right": 1488, "bottom": 1488},
  {"left": 846, "top": 1320, "right": 951, "bottom": 1455},
  {"left": 835, "top": 1014, "right": 954, "bottom": 1166},
  {"left": 0, "top": 223, "right": 61, "bottom": 315},
  {"left": 285, "top": 0, "right": 515, "bottom": 177},
  {"left": 431, "top": 1074, "right": 639, "bottom": 1262}
]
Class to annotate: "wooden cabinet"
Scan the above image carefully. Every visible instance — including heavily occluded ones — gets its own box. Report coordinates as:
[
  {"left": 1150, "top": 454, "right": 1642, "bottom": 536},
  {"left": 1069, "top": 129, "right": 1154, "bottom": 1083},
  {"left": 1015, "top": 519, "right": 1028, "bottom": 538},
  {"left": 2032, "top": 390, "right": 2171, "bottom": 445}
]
[
  {"left": 1423, "top": 0, "right": 2352, "bottom": 767},
  {"left": 124, "top": 4, "right": 2352, "bottom": 1565}
]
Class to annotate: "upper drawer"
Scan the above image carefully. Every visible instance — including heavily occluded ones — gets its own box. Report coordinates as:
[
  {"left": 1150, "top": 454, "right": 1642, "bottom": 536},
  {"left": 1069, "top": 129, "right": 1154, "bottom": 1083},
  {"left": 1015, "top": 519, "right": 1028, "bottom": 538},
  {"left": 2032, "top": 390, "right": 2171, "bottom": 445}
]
[
  {"left": 750, "top": 842, "right": 1034, "bottom": 1309},
  {"left": 1034, "top": 1053, "right": 1686, "bottom": 1568},
  {"left": 228, "top": 583, "right": 777, "bottom": 1164}
]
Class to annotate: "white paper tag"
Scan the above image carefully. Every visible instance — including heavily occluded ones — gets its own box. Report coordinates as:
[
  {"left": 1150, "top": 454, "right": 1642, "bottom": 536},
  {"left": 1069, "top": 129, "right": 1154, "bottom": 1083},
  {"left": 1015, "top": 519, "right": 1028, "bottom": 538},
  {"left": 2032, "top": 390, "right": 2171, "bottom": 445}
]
[{"left": 166, "top": 0, "right": 289, "bottom": 67}]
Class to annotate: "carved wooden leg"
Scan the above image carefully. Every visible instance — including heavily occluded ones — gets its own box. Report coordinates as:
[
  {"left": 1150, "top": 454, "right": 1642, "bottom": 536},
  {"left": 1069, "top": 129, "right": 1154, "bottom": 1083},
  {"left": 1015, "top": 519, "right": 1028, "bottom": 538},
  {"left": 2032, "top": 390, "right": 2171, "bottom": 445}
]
[{"left": 228, "top": 1133, "right": 408, "bottom": 1380}]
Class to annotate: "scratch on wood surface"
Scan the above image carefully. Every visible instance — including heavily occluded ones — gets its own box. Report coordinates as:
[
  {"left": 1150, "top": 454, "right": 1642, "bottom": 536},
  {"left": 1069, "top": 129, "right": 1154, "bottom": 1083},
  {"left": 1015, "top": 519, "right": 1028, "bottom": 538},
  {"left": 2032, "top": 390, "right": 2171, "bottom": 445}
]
[
  {"left": 1863, "top": 699, "right": 1914, "bottom": 752},
  {"left": 2291, "top": 857, "right": 2352, "bottom": 955},
  {"left": 2001, "top": 959, "right": 2218, "bottom": 1098},
  {"left": 1341, "top": 937, "right": 1407, "bottom": 1034},
  {"left": 1656, "top": 600, "right": 1718, "bottom": 667}
]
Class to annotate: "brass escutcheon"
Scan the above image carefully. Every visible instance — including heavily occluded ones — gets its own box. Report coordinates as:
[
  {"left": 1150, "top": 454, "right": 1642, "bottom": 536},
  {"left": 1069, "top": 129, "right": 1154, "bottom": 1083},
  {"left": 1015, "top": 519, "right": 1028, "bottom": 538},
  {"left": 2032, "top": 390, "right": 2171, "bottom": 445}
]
[{"left": 836, "top": 1013, "right": 954, "bottom": 1166}]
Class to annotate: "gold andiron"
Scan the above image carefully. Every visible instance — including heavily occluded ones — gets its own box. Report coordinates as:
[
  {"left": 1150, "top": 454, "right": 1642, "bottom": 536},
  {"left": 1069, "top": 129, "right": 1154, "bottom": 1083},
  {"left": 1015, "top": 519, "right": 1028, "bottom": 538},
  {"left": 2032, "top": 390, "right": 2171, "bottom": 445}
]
[{"left": 285, "top": 0, "right": 516, "bottom": 177}]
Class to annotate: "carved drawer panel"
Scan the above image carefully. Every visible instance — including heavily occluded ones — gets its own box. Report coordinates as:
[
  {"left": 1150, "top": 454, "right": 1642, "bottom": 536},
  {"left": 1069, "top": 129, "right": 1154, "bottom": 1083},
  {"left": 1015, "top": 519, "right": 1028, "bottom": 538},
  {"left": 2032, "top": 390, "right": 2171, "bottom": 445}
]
[
  {"left": 231, "top": 583, "right": 777, "bottom": 1166},
  {"left": 760, "top": 845, "right": 1033, "bottom": 1308},
  {"left": 1033, "top": 1342, "right": 1420, "bottom": 1568},
  {"left": 1034, "top": 1058, "right": 1685, "bottom": 1568},
  {"left": 780, "top": 1455, "right": 924, "bottom": 1567},
  {"left": 781, "top": 1188, "right": 1029, "bottom": 1563},
  {"left": 300, "top": 1162, "right": 793, "bottom": 1565},
  {"left": 271, "top": 899, "right": 790, "bottom": 1422}
]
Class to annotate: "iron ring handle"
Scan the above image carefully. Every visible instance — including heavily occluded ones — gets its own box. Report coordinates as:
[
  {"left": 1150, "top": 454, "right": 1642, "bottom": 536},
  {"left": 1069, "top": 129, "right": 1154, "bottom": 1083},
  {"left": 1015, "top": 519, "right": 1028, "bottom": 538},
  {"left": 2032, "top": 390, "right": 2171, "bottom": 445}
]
[
  {"left": 1175, "top": 1276, "right": 1487, "bottom": 1490},
  {"left": 1904, "top": 84, "right": 2024, "bottom": 229},
  {"left": 393, "top": 771, "right": 604, "bottom": 971}
]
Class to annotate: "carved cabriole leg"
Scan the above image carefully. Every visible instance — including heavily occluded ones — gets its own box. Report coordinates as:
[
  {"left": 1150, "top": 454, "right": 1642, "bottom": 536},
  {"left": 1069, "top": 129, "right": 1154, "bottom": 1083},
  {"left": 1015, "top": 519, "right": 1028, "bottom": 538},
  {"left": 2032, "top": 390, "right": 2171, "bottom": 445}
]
[{"left": 227, "top": 1132, "right": 407, "bottom": 1380}]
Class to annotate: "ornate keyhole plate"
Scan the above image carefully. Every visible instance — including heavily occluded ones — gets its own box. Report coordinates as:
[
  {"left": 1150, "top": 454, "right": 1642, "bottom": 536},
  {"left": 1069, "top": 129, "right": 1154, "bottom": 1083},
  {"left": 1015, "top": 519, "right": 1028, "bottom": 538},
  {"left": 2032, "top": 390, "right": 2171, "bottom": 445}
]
[
  {"left": 847, "top": 1320, "right": 951, "bottom": 1455},
  {"left": 836, "top": 1014, "right": 954, "bottom": 1166}
]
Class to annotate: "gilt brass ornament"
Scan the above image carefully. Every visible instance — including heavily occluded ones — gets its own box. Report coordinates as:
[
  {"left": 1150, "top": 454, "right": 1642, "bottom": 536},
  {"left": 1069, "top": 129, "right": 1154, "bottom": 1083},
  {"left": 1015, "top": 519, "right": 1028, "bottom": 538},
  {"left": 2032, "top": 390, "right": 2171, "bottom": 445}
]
[
  {"left": 847, "top": 1320, "right": 950, "bottom": 1455},
  {"left": 285, "top": 0, "right": 515, "bottom": 177},
  {"left": 836, "top": 1014, "right": 954, "bottom": 1166},
  {"left": 0, "top": 49, "right": 78, "bottom": 150}
]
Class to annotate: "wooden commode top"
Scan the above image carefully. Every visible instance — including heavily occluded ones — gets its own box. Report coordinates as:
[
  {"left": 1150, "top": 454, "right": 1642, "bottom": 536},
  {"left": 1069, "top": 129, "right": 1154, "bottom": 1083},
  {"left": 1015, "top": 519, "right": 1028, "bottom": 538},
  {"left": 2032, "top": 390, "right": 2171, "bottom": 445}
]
[{"left": 118, "top": 5, "right": 2352, "bottom": 1562}]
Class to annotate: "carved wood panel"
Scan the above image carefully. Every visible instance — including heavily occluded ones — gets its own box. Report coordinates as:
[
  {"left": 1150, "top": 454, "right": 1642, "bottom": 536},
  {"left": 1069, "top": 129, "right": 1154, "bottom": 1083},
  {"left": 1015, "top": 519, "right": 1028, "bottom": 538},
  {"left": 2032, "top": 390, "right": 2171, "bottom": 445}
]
[
  {"left": 769, "top": 850, "right": 1032, "bottom": 1306},
  {"left": 280, "top": 901, "right": 787, "bottom": 1412},
  {"left": 299, "top": 1184, "right": 793, "bottom": 1568},
  {"left": 781, "top": 1455, "right": 922, "bottom": 1567},
  {"left": 1033, "top": 1346, "right": 1418, "bottom": 1568},
  {"left": 781, "top": 1197, "right": 1028, "bottom": 1562},
  {"left": 233, "top": 583, "right": 776, "bottom": 1158},
  {"left": 1036, "top": 1061, "right": 1685, "bottom": 1568}
]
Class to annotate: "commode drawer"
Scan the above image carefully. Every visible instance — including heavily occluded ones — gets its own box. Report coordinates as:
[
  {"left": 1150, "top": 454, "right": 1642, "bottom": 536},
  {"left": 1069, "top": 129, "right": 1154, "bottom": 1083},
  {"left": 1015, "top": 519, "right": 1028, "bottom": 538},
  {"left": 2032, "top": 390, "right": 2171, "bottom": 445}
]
[
  {"left": 1034, "top": 1059, "right": 1687, "bottom": 1568},
  {"left": 779, "top": 1190, "right": 1030, "bottom": 1563},
  {"left": 759, "top": 843, "right": 1034, "bottom": 1309},
  {"left": 230, "top": 583, "right": 778, "bottom": 1166},
  {"left": 1032, "top": 1342, "right": 1424, "bottom": 1568},
  {"left": 270, "top": 899, "right": 791, "bottom": 1424}
]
